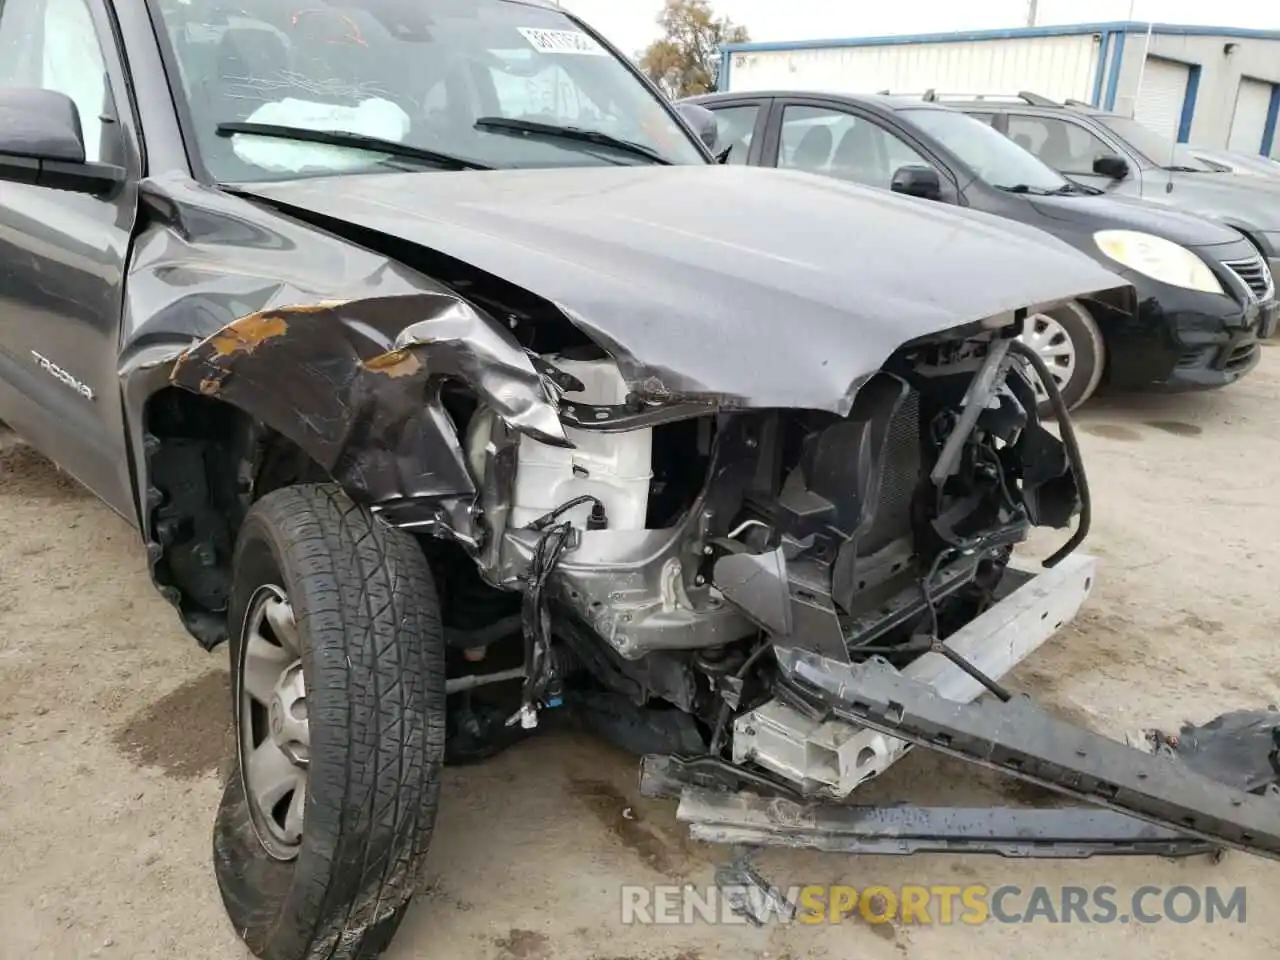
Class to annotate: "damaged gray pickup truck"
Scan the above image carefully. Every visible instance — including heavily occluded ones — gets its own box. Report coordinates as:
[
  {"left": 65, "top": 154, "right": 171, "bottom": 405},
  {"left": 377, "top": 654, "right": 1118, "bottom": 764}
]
[{"left": 3, "top": 0, "right": 1280, "bottom": 957}]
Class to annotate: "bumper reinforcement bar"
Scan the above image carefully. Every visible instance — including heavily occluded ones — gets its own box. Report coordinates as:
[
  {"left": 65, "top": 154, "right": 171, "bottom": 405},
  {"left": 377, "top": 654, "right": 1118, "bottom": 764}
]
[
  {"left": 773, "top": 651, "right": 1280, "bottom": 859},
  {"left": 673, "top": 789, "right": 1217, "bottom": 858}
]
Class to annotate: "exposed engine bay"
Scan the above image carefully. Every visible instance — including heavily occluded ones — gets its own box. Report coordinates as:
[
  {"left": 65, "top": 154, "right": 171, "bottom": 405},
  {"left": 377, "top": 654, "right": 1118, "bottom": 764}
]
[
  {"left": 445, "top": 319, "right": 1082, "bottom": 788},
  {"left": 431, "top": 324, "right": 1280, "bottom": 867}
]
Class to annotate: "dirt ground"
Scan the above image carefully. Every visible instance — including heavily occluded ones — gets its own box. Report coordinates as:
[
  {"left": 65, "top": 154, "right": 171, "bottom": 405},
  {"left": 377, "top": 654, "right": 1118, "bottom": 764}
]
[{"left": 3, "top": 346, "right": 1280, "bottom": 960}]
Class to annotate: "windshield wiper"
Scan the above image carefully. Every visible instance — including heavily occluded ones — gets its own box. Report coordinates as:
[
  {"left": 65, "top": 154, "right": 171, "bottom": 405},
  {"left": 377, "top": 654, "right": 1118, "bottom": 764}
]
[
  {"left": 1047, "top": 181, "right": 1102, "bottom": 196},
  {"left": 473, "top": 117, "right": 672, "bottom": 165},
  {"left": 993, "top": 183, "right": 1054, "bottom": 196},
  {"left": 1161, "top": 165, "right": 1206, "bottom": 173},
  {"left": 214, "top": 122, "right": 492, "bottom": 171}
]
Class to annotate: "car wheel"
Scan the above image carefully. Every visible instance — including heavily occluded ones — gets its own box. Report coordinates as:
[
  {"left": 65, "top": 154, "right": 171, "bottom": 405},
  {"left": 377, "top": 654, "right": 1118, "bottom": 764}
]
[
  {"left": 213, "top": 483, "right": 445, "bottom": 960},
  {"left": 1018, "top": 301, "right": 1105, "bottom": 415}
]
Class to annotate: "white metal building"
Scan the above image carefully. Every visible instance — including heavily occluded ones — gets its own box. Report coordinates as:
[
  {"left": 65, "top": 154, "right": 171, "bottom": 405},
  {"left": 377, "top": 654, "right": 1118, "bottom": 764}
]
[{"left": 719, "top": 22, "right": 1280, "bottom": 158}]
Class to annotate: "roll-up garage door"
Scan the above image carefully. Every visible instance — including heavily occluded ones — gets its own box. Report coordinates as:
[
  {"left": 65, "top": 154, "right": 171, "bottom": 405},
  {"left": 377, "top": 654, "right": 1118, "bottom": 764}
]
[
  {"left": 1229, "top": 79, "right": 1273, "bottom": 154},
  {"left": 1134, "top": 58, "right": 1189, "bottom": 141}
]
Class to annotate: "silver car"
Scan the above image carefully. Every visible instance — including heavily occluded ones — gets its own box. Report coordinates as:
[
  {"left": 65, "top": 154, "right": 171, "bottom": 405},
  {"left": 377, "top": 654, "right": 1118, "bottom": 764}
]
[{"left": 946, "top": 94, "right": 1280, "bottom": 288}]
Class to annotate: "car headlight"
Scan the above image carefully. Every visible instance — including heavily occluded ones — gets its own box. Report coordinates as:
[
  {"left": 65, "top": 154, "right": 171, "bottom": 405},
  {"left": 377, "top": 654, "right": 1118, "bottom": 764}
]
[{"left": 1093, "top": 230, "right": 1224, "bottom": 294}]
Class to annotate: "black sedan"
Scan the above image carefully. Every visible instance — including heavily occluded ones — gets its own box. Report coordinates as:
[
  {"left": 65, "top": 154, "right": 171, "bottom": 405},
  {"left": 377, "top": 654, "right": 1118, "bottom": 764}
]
[{"left": 686, "top": 91, "right": 1277, "bottom": 410}]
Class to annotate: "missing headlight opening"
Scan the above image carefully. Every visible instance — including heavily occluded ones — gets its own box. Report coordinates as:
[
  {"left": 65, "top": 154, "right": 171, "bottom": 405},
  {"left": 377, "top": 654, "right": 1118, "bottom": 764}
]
[{"left": 454, "top": 321, "right": 1084, "bottom": 753}]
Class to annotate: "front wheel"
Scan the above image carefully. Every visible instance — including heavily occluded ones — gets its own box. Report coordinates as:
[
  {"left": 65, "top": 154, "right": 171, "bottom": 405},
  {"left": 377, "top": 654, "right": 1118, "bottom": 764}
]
[
  {"left": 214, "top": 483, "right": 446, "bottom": 960},
  {"left": 1018, "top": 301, "right": 1105, "bottom": 415}
]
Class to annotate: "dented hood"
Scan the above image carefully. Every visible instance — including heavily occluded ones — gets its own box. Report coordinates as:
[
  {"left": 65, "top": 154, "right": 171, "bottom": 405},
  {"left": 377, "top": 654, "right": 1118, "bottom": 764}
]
[{"left": 239, "top": 164, "right": 1128, "bottom": 413}]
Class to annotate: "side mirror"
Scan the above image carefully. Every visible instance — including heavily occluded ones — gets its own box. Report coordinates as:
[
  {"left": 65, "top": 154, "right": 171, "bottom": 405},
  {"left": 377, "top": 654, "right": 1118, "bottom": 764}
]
[
  {"left": 0, "top": 88, "right": 123, "bottom": 194},
  {"left": 890, "top": 163, "right": 943, "bottom": 201},
  {"left": 676, "top": 102, "right": 719, "bottom": 152},
  {"left": 1092, "top": 154, "right": 1130, "bottom": 180}
]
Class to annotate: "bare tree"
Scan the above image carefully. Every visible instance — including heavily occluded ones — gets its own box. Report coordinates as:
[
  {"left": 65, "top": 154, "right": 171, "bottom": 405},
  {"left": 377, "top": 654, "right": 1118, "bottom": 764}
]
[{"left": 638, "top": 0, "right": 750, "bottom": 99}]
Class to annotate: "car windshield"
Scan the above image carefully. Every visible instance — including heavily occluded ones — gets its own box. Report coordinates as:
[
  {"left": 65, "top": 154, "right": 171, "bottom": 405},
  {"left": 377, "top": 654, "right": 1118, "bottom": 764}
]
[
  {"left": 899, "top": 107, "right": 1069, "bottom": 193},
  {"left": 149, "top": 0, "right": 707, "bottom": 182},
  {"left": 1096, "top": 116, "right": 1216, "bottom": 171}
]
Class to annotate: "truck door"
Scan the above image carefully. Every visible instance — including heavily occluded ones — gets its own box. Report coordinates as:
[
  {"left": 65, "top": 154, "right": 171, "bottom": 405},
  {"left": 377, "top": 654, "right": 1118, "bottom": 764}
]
[{"left": 0, "top": 0, "right": 140, "bottom": 520}]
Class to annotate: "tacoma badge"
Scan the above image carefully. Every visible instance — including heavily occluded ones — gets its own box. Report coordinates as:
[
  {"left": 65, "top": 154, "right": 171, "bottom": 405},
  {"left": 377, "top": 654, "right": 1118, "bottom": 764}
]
[{"left": 31, "top": 350, "right": 95, "bottom": 401}]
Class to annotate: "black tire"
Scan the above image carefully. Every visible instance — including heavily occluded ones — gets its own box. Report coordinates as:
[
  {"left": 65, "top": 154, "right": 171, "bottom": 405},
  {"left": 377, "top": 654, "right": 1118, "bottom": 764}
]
[
  {"left": 1021, "top": 301, "right": 1105, "bottom": 416},
  {"left": 214, "top": 483, "right": 445, "bottom": 960}
]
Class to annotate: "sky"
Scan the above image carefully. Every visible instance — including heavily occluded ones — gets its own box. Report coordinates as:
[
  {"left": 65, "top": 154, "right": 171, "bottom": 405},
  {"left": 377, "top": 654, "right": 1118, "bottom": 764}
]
[{"left": 557, "top": 0, "right": 1280, "bottom": 57}]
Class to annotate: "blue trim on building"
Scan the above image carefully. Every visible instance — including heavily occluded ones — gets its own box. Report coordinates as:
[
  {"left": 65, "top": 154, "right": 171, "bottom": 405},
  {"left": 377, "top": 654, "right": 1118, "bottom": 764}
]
[
  {"left": 1135, "top": 23, "right": 1280, "bottom": 41},
  {"left": 720, "top": 21, "right": 1280, "bottom": 56},
  {"left": 718, "top": 48, "right": 731, "bottom": 91},
  {"left": 1090, "top": 30, "right": 1112, "bottom": 106},
  {"left": 1262, "top": 85, "right": 1280, "bottom": 156},
  {"left": 1176, "top": 64, "right": 1201, "bottom": 142},
  {"left": 1103, "top": 31, "right": 1126, "bottom": 110}
]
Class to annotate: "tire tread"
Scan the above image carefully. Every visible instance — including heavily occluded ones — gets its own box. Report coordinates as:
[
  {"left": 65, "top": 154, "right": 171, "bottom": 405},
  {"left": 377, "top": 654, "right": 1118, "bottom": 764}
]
[{"left": 214, "top": 483, "right": 444, "bottom": 960}]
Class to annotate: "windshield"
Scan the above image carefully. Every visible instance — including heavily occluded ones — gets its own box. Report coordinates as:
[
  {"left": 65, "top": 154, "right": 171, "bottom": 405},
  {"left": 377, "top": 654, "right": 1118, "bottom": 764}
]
[
  {"left": 899, "top": 107, "right": 1069, "bottom": 193},
  {"left": 1096, "top": 116, "right": 1216, "bottom": 171},
  {"left": 150, "top": 0, "right": 707, "bottom": 182}
]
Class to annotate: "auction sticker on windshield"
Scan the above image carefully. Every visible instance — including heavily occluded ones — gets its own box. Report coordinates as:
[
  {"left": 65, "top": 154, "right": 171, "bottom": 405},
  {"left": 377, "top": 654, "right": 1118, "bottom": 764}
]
[{"left": 518, "top": 27, "right": 607, "bottom": 56}]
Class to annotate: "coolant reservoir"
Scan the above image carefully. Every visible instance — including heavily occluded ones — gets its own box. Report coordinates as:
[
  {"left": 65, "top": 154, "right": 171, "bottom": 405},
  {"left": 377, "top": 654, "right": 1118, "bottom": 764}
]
[{"left": 510, "top": 357, "right": 653, "bottom": 531}]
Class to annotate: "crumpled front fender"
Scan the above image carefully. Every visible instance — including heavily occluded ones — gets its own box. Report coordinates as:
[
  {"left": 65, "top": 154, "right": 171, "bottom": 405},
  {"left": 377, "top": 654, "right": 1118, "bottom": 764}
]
[{"left": 169, "top": 292, "right": 567, "bottom": 514}]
